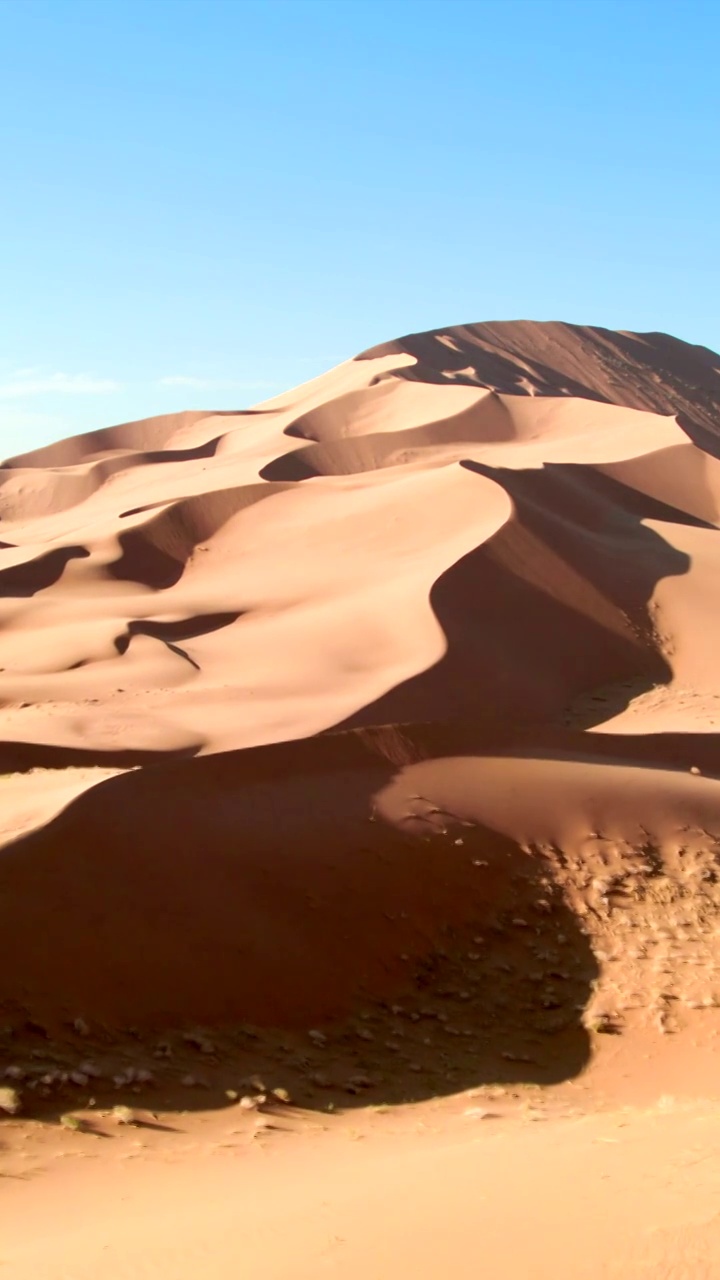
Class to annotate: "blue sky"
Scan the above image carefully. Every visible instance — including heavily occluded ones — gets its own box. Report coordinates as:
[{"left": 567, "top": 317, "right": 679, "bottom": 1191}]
[{"left": 1, "top": 0, "right": 719, "bottom": 456}]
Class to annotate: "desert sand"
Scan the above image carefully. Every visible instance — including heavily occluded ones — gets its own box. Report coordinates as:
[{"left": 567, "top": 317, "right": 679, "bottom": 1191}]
[{"left": 3, "top": 319, "right": 720, "bottom": 1276}]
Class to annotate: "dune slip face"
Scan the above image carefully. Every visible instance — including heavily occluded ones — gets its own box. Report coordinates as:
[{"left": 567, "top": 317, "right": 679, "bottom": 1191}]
[{"left": 3, "top": 319, "right": 720, "bottom": 1116}]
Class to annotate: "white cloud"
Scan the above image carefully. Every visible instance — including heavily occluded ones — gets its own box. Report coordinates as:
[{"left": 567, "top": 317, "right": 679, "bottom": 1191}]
[
  {"left": 158, "top": 375, "right": 276, "bottom": 390},
  {"left": 0, "top": 370, "right": 121, "bottom": 398}
]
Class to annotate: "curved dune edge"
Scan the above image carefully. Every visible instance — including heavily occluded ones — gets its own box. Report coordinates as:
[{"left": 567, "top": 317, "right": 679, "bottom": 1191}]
[{"left": 2, "top": 319, "right": 720, "bottom": 1052}]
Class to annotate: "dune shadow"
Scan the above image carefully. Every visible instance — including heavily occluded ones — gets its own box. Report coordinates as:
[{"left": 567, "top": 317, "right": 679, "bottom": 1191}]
[
  {"left": 358, "top": 324, "right": 606, "bottom": 398},
  {"left": 137, "top": 437, "right": 221, "bottom": 465},
  {"left": 109, "top": 482, "right": 288, "bottom": 588},
  {"left": 601, "top": 329, "right": 720, "bottom": 458},
  {"left": 560, "top": 673, "right": 660, "bottom": 730},
  {"left": 356, "top": 323, "right": 720, "bottom": 458},
  {"left": 0, "top": 546, "right": 90, "bottom": 598},
  {"left": 112, "top": 611, "right": 243, "bottom": 669},
  {"left": 0, "top": 740, "right": 200, "bottom": 772},
  {"left": 109, "top": 525, "right": 186, "bottom": 589},
  {"left": 336, "top": 460, "right": 687, "bottom": 734},
  {"left": 0, "top": 734, "right": 596, "bottom": 1115},
  {"left": 261, "top": 396, "right": 517, "bottom": 481}
]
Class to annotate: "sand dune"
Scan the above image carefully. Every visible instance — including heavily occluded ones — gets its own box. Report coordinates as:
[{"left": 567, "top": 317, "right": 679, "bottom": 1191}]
[
  {"left": 2, "top": 317, "right": 720, "bottom": 1035},
  {"left": 5, "top": 319, "right": 720, "bottom": 1278}
]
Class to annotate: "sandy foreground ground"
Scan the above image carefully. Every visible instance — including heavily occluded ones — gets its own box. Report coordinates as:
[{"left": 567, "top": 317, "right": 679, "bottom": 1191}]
[
  {"left": 3, "top": 319, "right": 720, "bottom": 1274},
  {"left": 4, "top": 1046, "right": 720, "bottom": 1279}
]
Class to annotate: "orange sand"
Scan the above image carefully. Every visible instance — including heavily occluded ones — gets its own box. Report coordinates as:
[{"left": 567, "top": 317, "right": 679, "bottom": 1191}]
[{"left": 3, "top": 320, "right": 720, "bottom": 1277}]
